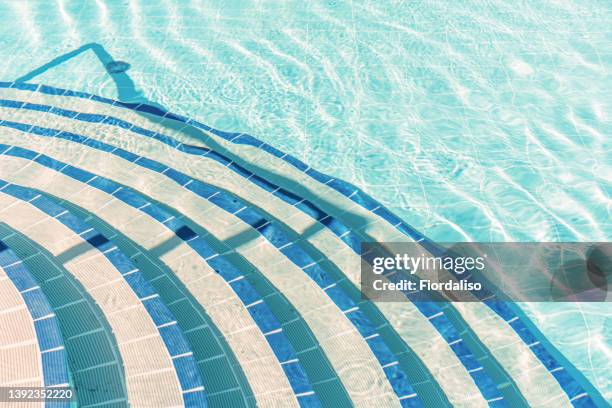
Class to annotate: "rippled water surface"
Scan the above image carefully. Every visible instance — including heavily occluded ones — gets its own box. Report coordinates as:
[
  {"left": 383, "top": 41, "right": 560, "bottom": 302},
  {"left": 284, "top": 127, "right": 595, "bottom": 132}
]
[{"left": 0, "top": 0, "right": 610, "bottom": 399}]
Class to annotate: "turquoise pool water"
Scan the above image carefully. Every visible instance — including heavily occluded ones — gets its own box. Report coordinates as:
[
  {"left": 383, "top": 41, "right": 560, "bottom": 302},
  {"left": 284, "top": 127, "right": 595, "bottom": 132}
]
[{"left": 0, "top": 0, "right": 610, "bottom": 400}]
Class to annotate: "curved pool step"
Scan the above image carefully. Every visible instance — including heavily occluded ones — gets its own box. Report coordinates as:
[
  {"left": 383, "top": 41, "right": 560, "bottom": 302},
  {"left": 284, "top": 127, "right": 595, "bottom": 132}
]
[
  {"left": 0, "top": 248, "right": 43, "bottom": 399},
  {"left": 0, "top": 182, "right": 206, "bottom": 407},
  {"left": 0, "top": 106, "right": 481, "bottom": 406},
  {"left": 0, "top": 132, "right": 427, "bottom": 406},
  {"left": 57, "top": 199, "right": 334, "bottom": 408},
  {"left": 0, "top": 224, "right": 129, "bottom": 408},
  {"left": 0, "top": 82, "right": 605, "bottom": 407},
  {"left": 0, "top": 244, "right": 42, "bottom": 389},
  {"left": 0, "top": 153, "right": 317, "bottom": 407},
  {"left": 33, "top": 80, "right": 602, "bottom": 408},
  {"left": 0, "top": 88, "right": 531, "bottom": 406},
  {"left": 0, "top": 239, "right": 71, "bottom": 408},
  {"left": 0, "top": 103, "right": 502, "bottom": 406}
]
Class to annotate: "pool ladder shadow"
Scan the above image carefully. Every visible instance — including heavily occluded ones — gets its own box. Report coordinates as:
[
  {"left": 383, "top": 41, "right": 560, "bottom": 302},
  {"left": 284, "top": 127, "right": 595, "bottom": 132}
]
[{"left": 17, "top": 42, "right": 375, "bottom": 272}]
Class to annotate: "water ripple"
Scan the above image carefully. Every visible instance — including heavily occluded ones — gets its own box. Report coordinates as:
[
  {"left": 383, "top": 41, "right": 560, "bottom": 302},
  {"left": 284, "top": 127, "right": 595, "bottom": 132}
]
[{"left": 1, "top": 0, "right": 610, "bottom": 400}]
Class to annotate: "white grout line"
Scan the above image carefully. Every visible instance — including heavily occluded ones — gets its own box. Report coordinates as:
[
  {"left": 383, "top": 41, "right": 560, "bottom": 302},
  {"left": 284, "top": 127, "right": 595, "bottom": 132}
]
[
  {"left": 172, "top": 352, "right": 193, "bottom": 360},
  {"left": 140, "top": 294, "right": 159, "bottom": 301},
  {"left": 157, "top": 321, "right": 177, "bottom": 329},
  {"left": 427, "top": 311, "right": 443, "bottom": 320},
  {"left": 122, "top": 269, "right": 139, "bottom": 276},
  {"left": 342, "top": 306, "right": 359, "bottom": 314},
  {"left": 264, "top": 328, "right": 282, "bottom": 336},
  {"left": 20, "top": 285, "right": 40, "bottom": 294},
  {"left": 382, "top": 361, "right": 398, "bottom": 369},
  {"left": 245, "top": 299, "right": 263, "bottom": 308},
  {"left": 487, "top": 397, "right": 504, "bottom": 403},
  {"left": 42, "top": 346, "right": 65, "bottom": 354},
  {"left": 227, "top": 275, "right": 244, "bottom": 284},
  {"left": 570, "top": 393, "right": 587, "bottom": 402},
  {"left": 33, "top": 313, "right": 55, "bottom": 322},
  {"left": 182, "top": 386, "right": 205, "bottom": 394},
  {"left": 3, "top": 259, "right": 23, "bottom": 268}
]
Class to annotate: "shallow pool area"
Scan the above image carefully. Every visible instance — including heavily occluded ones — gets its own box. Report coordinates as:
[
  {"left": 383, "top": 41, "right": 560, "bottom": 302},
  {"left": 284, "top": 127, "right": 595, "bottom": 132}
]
[{"left": 0, "top": 0, "right": 610, "bottom": 405}]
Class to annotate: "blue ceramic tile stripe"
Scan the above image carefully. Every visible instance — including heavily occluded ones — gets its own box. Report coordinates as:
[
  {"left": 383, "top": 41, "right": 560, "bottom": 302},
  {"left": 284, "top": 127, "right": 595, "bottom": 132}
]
[
  {"left": 486, "top": 301, "right": 597, "bottom": 408},
  {"left": 0, "top": 150, "right": 319, "bottom": 408},
  {"left": 386, "top": 284, "right": 505, "bottom": 404},
  {"left": 0, "top": 121, "right": 423, "bottom": 406},
  {"left": 419, "top": 244, "right": 601, "bottom": 408},
  {"left": 0, "top": 180, "right": 207, "bottom": 408},
  {"left": 0, "top": 240, "right": 71, "bottom": 406},
  {"left": 0, "top": 82, "right": 604, "bottom": 407}
]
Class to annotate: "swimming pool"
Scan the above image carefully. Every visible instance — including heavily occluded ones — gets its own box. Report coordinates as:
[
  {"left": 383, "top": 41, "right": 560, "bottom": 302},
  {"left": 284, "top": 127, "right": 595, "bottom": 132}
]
[{"left": 0, "top": 0, "right": 609, "bottom": 405}]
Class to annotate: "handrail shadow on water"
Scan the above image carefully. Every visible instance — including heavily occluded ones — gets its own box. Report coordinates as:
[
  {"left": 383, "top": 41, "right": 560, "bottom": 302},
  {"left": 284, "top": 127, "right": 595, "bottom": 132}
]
[
  {"left": 16, "top": 42, "right": 163, "bottom": 109},
  {"left": 16, "top": 42, "right": 374, "bottom": 265}
]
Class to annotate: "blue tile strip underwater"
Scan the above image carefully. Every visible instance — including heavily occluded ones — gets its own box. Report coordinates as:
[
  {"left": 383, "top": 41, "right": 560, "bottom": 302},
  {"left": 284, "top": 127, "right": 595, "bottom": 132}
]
[
  {"left": 1, "top": 227, "right": 131, "bottom": 408},
  {"left": 0, "top": 240, "right": 71, "bottom": 408},
  {"left": 0, "top": 81, "right": 606, "bottom": 407},
  {"left": 0, "top": 180, "right": 207, "bottom": 408},
  {"left": 0, "top": 158, "right": 320, "bottom": 408},
  {"left": 0, "top": 107, "right": 504, "bottom": 404},
  {"left": 0, "top": 127, "right": 426, "bottom": 405}
]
